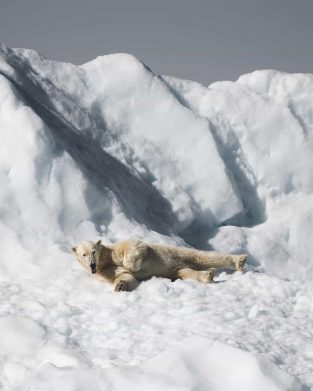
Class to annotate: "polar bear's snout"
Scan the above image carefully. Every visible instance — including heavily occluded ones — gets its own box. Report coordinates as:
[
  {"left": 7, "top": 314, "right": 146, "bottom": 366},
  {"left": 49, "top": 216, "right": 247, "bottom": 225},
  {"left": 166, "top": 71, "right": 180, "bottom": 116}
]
[
  {"left": 89, "top": 254, "right": 97, "bottom": 274},
  {"left": 72, "top": 240, "right": 102, "bottom": 275}
]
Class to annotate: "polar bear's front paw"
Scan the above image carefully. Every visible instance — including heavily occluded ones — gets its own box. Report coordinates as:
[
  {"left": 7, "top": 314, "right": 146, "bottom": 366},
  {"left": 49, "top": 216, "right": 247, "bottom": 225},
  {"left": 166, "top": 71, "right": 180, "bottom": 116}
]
[{"left": 114, "top": 281, "right": 127, "bottom": 292}]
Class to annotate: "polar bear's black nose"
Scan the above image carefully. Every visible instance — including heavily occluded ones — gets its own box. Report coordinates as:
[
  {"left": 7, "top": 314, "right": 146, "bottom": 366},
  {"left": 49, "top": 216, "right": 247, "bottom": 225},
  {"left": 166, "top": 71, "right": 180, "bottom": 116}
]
[{"left": 90, "top": 264, "right": 97, "bottom": 274}]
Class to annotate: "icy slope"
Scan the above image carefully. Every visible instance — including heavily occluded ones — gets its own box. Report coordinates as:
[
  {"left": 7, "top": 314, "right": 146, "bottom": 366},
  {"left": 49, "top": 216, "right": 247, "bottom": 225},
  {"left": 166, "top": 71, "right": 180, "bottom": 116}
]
[
  {"left": 0, "top": 45, "right": 243, "bottom": 235},
  {"left": 0, "top": 45, "right": 313, "bottom": 389}
]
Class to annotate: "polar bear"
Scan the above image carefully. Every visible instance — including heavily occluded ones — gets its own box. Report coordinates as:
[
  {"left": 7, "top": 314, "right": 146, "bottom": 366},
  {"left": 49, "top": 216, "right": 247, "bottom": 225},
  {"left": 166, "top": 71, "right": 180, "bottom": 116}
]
[{"left": 72, "top": 239, "right": 247, "bottom": 291}]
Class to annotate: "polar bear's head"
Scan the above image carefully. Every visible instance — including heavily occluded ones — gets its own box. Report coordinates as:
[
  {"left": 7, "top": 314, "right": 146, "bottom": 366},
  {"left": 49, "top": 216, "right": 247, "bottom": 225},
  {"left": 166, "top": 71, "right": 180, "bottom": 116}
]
[{"left": 72, "top": 240, "right": 102, "bottom": 274}]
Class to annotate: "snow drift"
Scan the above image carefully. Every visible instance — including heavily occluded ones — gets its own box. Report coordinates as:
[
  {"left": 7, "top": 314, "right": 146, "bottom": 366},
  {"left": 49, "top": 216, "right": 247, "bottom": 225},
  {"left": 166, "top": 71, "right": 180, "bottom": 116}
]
[{"left": 0, "top": 44, "right": 313, "bottom": 389}]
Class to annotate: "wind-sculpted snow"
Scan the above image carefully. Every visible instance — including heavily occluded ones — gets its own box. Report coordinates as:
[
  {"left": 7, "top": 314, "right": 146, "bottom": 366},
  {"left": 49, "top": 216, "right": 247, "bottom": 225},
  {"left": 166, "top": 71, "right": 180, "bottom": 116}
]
[{"left": 0, "top": 45, "right": 312, "bottom": 389}]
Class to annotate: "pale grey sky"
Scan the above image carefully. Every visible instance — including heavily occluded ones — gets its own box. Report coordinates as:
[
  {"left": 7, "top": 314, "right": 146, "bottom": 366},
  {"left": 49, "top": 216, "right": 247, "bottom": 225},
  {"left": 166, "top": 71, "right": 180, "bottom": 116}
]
[{"left": 1, "top": 0, "right": 313, "bottom": 85}]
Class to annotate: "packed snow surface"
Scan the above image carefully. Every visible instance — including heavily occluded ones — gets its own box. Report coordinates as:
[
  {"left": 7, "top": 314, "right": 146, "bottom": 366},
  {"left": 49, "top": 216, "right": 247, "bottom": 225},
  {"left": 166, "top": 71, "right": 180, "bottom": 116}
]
[{"left": 0, "top": 44, "right": 312, "bottom": 389}]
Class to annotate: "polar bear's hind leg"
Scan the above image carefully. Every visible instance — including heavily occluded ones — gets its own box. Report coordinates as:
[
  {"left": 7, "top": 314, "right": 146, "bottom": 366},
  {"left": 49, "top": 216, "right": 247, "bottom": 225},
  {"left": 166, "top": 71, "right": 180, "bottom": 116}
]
[
  {"left": 175, "top": 268, "right": 215, "bottom": 283},
  {"left": 235, "top": 255, "right": 247, "bottom": 272}
]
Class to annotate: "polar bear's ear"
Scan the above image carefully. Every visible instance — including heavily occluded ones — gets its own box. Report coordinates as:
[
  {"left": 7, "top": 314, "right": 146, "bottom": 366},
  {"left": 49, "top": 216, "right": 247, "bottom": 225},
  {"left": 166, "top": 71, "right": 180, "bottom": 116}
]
[
  {"left": 96, "top": 240, "right": 102, "bottom": 246},
  {"left": 71, "top": 247, "right": 77, "bottom": 253}
]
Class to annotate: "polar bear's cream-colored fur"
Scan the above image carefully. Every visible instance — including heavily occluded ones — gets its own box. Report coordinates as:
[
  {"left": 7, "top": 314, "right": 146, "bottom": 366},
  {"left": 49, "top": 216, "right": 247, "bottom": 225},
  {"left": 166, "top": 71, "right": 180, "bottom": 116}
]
[{"left": 72, "top": 239, "right": 247, "bottom": 291}]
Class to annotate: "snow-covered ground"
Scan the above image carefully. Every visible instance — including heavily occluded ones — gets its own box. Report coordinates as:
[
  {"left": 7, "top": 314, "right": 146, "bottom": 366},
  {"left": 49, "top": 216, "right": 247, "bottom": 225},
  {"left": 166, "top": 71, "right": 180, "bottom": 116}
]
[{"left": 0, "top": 44, "right": 312, "bottom": 389}]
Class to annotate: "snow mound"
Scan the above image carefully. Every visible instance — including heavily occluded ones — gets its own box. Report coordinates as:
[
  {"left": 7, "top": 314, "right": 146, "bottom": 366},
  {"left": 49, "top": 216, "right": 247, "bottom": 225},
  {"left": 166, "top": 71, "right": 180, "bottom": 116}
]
[{"left": 12, "top": 337, "right": 303, "bottom": 391}]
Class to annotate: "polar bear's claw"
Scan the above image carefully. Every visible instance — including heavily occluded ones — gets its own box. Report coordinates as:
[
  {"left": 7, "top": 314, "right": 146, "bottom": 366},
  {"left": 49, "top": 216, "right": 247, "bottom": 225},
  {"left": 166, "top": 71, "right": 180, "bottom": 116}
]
[
  {"left": 114, "top": 281, "right": 127, "bottom": 292},
  {"left": 236, "top": 255, "right": 247, "bottom": 272}
]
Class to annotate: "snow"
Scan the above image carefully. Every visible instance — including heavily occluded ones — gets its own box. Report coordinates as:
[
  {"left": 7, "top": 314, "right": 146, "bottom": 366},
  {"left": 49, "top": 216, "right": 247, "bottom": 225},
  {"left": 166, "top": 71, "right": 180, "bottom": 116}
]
[
  {"left": 11, "top": 336, "right": 303, "bottom": 391},
  {"left": 162, "top": 71, "right": 313, "bottom": 279},
  {"left": 0, "top": 44, "right": 312, "bottom": 389},
  {"left": 1, "top": 273, "right": 311, "bottom": 390},
  {"left": 0, "top": 316, "right": 45, "bottom": 357}
]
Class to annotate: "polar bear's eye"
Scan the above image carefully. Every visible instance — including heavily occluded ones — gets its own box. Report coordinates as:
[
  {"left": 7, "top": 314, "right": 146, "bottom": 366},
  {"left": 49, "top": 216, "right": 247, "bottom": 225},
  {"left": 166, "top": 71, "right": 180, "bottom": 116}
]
[
  {"left": 83, "top": 254, "right": 86, "bottom": 257},
  {"left": 92, "top": 250, "right": 96, "bottom": 255}
]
